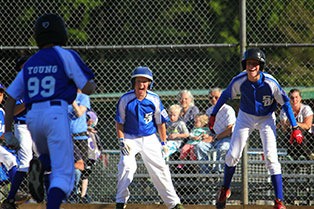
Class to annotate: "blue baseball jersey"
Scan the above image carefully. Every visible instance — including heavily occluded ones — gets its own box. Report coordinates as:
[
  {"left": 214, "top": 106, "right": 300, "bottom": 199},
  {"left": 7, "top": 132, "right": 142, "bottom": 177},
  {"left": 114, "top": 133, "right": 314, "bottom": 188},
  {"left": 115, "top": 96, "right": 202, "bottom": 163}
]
[
  {"left": 68, "top": 93, "right": 91, "bottom": 140},
  {"left": 0, "top": 108, "right": 4, "bottom": 136},
  {"left": 6, "top": 46, "right": 94, "bottom": 104},
  {"left": 115, "top": 90, "right": 169, "bottom": 137},
  {"left": 14, "top": 99, "right": 26, "bottom": 123},
  {"left": 212, "top": 71, "right": 297, "bottom": 126}
]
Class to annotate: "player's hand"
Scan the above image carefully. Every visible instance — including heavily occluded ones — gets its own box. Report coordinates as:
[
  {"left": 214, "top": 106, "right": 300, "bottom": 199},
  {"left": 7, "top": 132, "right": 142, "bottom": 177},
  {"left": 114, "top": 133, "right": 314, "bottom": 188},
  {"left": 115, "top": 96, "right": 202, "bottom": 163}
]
[
  {"left": 208, "top": 115, "right": 216, "bottom": 132},
  {"left": 161, "top": 141, "right": 169, "bottom": 156},
  {"left": 289, "top": 126, "right": 303, "bottom": 145},
  {"left": 119, "top": 138, "right": 130, "bottom": 156},
  {"left": 4, "top": 132, "right": 20, "bottom": 150}
]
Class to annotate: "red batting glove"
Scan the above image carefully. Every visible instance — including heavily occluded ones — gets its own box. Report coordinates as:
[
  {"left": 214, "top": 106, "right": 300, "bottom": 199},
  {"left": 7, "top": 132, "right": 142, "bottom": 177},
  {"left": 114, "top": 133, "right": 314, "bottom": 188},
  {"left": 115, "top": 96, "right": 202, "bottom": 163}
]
[
  {"left": 290, "top": 127, "right": 304, "bottom": 145},
  {"left": 208, "top": 115, "right": 216, "bottom": 133}
]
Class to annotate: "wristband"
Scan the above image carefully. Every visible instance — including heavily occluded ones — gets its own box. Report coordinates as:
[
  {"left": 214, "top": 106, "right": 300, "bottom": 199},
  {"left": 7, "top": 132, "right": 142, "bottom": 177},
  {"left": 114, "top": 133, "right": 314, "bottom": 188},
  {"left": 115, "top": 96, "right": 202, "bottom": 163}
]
[
  {"left": 119, "top": 138, "right": 124, "bottom": 141},
  {"left": 161, "top": 141, "right": 166, "bottom": 146}
]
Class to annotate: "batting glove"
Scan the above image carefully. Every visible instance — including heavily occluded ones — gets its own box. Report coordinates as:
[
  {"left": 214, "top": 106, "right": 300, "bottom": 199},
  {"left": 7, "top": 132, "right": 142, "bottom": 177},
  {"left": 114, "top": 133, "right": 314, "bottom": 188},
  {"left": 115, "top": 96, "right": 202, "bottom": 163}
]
[
  {"left": 208, "top": 114, "right": 216, "bottom": 133},
  {"left": 161, "top": 141, "right": 169, "bottom": 156},
  {"left": 119, "top": 138, "right": 130, "bottom": 156},
  {"left": 4, "top": 132, "right": 20, "bottom": 150},
  {"left": 290, "top": 126, "right": 304, "bottom": 145}
]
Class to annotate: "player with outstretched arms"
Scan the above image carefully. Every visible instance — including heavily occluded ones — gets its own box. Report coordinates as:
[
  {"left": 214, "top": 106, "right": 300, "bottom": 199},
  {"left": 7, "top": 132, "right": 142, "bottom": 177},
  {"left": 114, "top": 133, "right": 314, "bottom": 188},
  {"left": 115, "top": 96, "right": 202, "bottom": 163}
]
[{"left": 210, "top": 48, "right": 303, "bottom": 209}]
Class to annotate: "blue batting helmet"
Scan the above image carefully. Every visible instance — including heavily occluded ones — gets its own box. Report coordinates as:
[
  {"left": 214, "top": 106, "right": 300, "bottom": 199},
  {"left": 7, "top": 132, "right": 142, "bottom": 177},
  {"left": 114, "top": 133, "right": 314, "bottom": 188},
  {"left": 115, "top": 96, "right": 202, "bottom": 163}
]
[{"left": 131, "top": 66, "right": 153, "bottom": 89}]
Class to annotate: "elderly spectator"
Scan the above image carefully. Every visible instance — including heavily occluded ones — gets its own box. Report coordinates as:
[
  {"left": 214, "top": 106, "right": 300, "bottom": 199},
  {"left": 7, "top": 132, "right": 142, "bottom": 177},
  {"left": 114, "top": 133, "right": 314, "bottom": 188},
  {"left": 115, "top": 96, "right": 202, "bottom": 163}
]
[{"left": 195, "top": 87, "right": 236, "bottom": 173}]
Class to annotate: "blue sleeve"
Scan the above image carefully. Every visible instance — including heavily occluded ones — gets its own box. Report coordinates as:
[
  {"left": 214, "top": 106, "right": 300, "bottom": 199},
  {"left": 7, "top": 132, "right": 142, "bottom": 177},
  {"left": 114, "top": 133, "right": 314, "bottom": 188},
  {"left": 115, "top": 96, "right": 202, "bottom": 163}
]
[
  {"left": 69, "top": 50, "right": 95, "bottom": 80},
  {"left": 281, "top": 101, "right": 297, "bottom": 127}
]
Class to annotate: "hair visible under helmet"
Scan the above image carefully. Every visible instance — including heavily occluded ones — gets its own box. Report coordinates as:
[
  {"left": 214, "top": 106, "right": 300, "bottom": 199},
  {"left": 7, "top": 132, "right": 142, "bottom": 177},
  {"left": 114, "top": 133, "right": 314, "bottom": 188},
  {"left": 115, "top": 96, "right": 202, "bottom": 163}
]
[
  {"left": 131, "top": 66, "right": 154, "bottom": 89},
  {"left": 34, "top": 13, "right": 68, "bottom": 48},
  {"left": 241, "top": 48, "right": 266, "bottom": 70}
]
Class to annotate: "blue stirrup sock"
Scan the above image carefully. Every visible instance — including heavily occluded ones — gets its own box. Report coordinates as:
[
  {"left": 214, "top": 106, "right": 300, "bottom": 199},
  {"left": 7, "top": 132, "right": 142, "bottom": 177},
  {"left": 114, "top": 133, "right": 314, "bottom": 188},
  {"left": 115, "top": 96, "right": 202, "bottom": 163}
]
[
  {"left": 8, "top": 166, "right": 17, "bottom": 183},
  {"left": 7, "top": 171, "right": 27, "bottom": 200},
  {"left": 47, "top": 187, "right": 66, "bottom": 209},
  {"left": 223, "top": 164, "right": 236, "bottom": 188},
  {"left": 271, "top": 174, "right": 284, "bottom": 200}
]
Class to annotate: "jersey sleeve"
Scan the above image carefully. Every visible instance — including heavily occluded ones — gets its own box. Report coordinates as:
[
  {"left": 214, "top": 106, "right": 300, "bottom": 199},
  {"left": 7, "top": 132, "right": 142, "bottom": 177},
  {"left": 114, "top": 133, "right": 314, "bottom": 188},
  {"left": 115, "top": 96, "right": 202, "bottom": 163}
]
[
  {"left": 5, "top": 70, "right": 25, "bottom": 100},
  {"left": 55, "top": 47, "right": 94, "bottom": 90},
  {"left": 115, "top": 96, "right": 126, "bottom": 124},
  {"left": 155, "top": 98, "right": 169, "bottom": 124}
]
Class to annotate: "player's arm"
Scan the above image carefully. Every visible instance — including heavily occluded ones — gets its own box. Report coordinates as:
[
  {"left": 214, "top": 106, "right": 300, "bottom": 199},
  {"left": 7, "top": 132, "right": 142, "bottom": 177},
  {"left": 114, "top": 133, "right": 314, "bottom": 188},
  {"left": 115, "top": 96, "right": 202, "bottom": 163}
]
[
  {"left": 281, "top": 102, "right": 298, "bottom": 128},
  {"left": 115, "top": 122, "right": 124, "bottom": 139},
  {"left": 157, "top": 123, "right": 167, "bottom": 143},
  {"left": 297, "top": 114, "right": 313, "bottom": 131},
  {"left": 4, "top": 95, "right": 16, "bottom": 133},
  {"left": 13, "top": 103, "right": 25, "bottom": 116},
  {"left": 81, "top": 80, "right": 96, "bottom": 95}
]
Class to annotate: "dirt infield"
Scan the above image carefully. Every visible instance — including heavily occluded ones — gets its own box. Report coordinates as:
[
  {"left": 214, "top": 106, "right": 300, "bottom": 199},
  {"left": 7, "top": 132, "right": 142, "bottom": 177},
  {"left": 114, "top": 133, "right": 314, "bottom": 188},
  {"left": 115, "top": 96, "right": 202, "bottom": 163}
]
[{"left": 19, "top": 203, "right": 314, "bottom": 209}]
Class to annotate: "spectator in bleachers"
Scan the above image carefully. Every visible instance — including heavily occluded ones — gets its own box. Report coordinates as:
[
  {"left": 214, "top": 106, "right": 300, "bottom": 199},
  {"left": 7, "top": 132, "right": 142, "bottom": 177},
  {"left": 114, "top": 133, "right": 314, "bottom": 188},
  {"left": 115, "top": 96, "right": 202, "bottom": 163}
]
[
  {"left": 165, "top": 104, "right": 189, "bottom": 160},
  {"left": 279, "top": 88, "right": 313, "bottom": 160},
  {"left": 195, "top": 87, "right": 236, "bottom": 173},
  {"left": 177, "top": 90, "right": 200, "bottom": 131},
  {"left": 178, "top": 114, "right": 209, "bottom": 169}
]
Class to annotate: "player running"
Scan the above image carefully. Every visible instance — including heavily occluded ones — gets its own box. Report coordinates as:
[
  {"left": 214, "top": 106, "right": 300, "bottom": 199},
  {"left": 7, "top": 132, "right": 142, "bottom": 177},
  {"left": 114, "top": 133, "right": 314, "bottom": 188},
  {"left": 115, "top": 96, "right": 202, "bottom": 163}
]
[
  {"left": 4, "top": 13, "right": 96, "bottom": 209},
  {"left": 209, "top": 48, "right": 303, "bottom": 209}
]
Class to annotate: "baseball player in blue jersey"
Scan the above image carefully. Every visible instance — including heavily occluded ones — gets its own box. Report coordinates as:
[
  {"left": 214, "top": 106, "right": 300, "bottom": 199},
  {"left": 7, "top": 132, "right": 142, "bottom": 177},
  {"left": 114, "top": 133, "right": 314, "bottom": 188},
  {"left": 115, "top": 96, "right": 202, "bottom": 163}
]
[
  {"left": 115, "top": 66, "right": 184, "bottom": 209},
  {"left": 210, "top": 48, "right": 303, "bottom": 209},
  {"left": 3, "top": 14, "right": 96, "bottom": 209},
  {"left": 1, "top": 57, "right": 36, "bottom": 209}
]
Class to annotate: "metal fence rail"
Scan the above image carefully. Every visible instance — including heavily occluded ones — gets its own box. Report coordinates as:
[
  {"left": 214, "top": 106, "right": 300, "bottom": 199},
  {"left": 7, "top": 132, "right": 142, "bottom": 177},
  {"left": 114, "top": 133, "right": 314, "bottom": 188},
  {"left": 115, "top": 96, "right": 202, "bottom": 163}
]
[{"left": 0, "top": 0, "right": 313, "bottom": 206}]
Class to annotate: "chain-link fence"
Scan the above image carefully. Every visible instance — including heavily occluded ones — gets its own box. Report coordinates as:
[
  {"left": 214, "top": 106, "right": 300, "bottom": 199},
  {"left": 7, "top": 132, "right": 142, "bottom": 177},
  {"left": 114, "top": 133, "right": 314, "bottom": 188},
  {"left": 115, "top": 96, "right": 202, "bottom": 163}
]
[{"left": 0, "top": 0, "right": 313, "bottom": 207}]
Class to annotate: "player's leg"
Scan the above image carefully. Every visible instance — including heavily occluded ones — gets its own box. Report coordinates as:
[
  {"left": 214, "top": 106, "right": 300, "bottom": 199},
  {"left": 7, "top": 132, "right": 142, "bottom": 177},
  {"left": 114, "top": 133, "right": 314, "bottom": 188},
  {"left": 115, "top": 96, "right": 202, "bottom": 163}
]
[
  {"left": 141, "top": 134, "right": 181, "bottom": 209},
  {"left": 6, "top": 125, "right": 33, "bottom": 203},
  {"left": 258, "top": 113, "right": 285, "bottom": 208},
  {"left": 115, "top": 137, "right": 140, "bottom": 205},
  {"left": 217, "top": 110, "right": 252, "bottom": 209}
]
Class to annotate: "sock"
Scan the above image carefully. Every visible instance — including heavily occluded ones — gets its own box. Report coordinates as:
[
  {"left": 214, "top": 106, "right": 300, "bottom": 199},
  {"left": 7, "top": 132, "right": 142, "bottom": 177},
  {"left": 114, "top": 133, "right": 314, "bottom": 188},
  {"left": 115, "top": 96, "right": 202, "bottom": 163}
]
[
  {"left": 271, "top": 174, "right": 284, "bottom": 200},
  {"left": 7, "top": 171, "right": 27, "bottom": 200},
  {"left": 47, "top": 187, "right": 66, "bottom": 209},
  {"left": 8, "top": 166, "right": 17, "bottom": 183},
  {"left": 223, "top": 164, "right": 236, "bottom": 188}
]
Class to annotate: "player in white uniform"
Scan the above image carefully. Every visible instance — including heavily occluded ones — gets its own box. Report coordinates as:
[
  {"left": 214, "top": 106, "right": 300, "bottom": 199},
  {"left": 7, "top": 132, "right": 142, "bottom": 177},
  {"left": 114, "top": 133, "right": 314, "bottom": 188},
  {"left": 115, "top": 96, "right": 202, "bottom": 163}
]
[
  {"left": 4, "top": 14, "right": 96, "bottom": 209},
  {"left": 1, "top": 57, "right": 35, "bottom": 209},
  {"left": 0, "top": 84, "right": 18, "bottom": 185},
  {"left": 209, "top": 48, "right": 303, "bottom": 209},
  {"left": 115, "top": 67, "right": 184, "bottom": 209}
]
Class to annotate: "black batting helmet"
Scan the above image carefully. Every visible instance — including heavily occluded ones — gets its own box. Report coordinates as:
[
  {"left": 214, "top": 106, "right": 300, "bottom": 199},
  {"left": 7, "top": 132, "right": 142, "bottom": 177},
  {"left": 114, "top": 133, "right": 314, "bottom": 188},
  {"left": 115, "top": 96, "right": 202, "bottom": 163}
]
[
  {"left": 34, "top": 14, "right": 68, "bottom": 48},
  {"left": 241, "top": 48, "right": 266, "bottom": 70}
]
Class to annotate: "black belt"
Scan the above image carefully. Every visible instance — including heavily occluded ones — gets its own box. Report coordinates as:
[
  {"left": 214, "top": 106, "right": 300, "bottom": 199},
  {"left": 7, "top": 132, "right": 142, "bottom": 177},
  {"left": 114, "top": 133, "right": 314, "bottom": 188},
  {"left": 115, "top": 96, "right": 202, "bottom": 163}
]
[
  {"left": 28, "top": 100, "right": 62, "bottom": 110},
  {"left": 15, "top": 120, "right": 26, "bottom": 125},
  {"left": 72, "top": 132, "right": 88, "bottom": 137}
]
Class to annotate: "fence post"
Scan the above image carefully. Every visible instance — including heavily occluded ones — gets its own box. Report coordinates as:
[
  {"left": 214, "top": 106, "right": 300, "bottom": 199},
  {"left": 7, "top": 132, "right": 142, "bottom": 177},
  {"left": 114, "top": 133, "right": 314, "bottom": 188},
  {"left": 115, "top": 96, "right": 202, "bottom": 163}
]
[{"left": 240, "top": 0, "right": 249, "bottom": 206}]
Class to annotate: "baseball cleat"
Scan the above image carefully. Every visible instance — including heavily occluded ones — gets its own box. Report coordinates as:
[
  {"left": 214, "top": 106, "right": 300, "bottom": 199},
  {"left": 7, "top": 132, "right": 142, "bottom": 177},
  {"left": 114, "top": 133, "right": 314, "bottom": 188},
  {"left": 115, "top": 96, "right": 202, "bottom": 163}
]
[
  {"left": 115, "top": 203, "right": 126, "bottom": 209},
  {"left": 28, "top": 158, "right": 45, "bottom": 203},
  {"left": 14, "top": 192, "right": 32, "bottom": 205},
  {"left": 273, "top": 199, "right": 286, "bottom": 209},
  {"left": 173, "top": 203, "right": 184, "bottom": 209},
  {"left": 216, "top": 186, "right": 231, "bottom": 209},
  {"left": 0, "top": 199, "right": 17, "bottom": 209}
]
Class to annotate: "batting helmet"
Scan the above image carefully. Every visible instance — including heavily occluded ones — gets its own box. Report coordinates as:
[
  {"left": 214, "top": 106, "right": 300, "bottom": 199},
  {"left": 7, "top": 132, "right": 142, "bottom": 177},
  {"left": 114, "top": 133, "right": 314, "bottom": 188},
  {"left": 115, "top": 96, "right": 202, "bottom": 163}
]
[
  {"left": 241, "top": 48, "right": 266, "bottom": 70},
  {"left": 34, "top": 14, "right": 68, "bottom": 48},
  {"left": 131, "top": 66, "right": 154, "bottom": 89}
]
